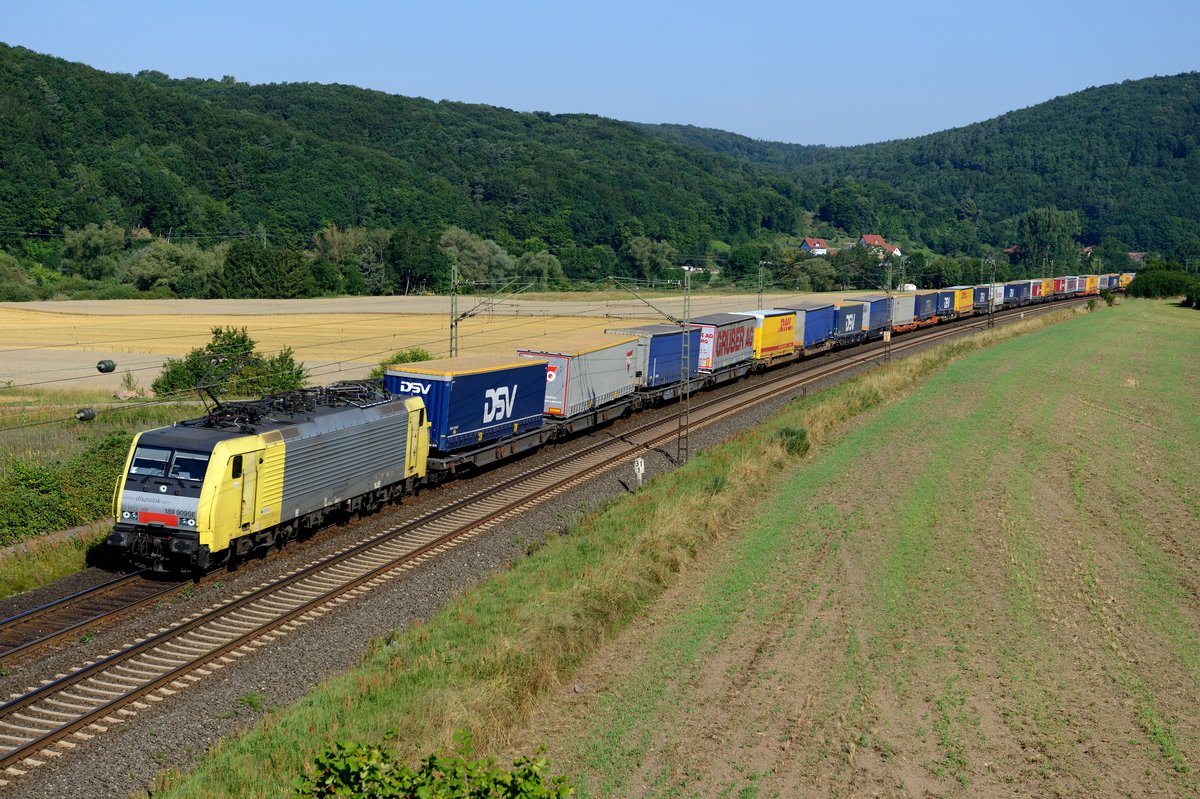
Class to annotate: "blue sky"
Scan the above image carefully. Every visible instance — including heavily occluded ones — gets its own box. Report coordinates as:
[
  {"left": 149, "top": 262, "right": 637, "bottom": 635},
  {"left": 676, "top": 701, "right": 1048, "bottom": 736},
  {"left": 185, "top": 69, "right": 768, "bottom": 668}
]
[{"left": 3, "top": 0, "right": 1197, "bottom": 146}]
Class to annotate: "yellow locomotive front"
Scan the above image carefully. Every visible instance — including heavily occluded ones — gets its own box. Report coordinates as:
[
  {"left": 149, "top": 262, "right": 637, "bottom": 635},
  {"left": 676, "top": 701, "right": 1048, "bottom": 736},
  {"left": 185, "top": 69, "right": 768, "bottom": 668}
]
[{"left": 109, "top": 425, "right": 281, "bottom": 572}]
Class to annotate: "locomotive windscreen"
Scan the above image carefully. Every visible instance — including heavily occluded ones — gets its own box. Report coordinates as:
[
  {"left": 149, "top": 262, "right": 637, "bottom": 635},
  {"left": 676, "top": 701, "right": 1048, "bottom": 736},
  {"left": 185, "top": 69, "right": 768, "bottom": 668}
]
[{"left": 128, "top": 446, "right": 211, "bottom": 481}]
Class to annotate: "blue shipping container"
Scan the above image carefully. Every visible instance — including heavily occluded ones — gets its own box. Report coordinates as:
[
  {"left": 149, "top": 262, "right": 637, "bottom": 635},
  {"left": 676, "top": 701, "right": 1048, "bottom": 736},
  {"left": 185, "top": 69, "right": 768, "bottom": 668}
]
[
  {"left": 914, "top": 292, "right": 938, "bottom": 320},
  {"left": 1004, "top": 282, "right": 1031, "bottom": 303},
  {"left": 776, "top": 302, "right": 835, "bottom": 348},
  {"left": 935, "top": 290, "right": 957, "bottom": 314},
  {"left": 845, "top": 295, "right": 891, "bottom": 333},
  {"left": 973, "top": 286, "right": 991, "bottom": 308},
  {"left": 833, "top": 302, "right": 865, "bottom": 339},
  {"left": 605, "top": 324, "right": 701, "bottom": 388},
  {"left": 385, "top": 355, "right": 547, "bottom": 452}
]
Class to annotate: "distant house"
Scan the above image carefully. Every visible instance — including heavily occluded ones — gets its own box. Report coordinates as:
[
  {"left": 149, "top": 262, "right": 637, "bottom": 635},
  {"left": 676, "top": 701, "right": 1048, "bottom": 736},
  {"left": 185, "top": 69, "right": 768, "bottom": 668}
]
[
  {"left": 1129, "top": 252, "right": 1147, "bottom": 263},
  {"left": 799, "top": 237, "right": 829, "bottom": 256},
  {"left": 857, "top": 234, "right": 902, "bottom": 258}
]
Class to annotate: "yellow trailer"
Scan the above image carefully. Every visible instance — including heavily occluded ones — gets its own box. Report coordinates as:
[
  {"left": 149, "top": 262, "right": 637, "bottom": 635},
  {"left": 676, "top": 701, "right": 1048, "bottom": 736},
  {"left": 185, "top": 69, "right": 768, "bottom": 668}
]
[
  {"left": 946, "top": 286, "right": 974, "bottom": 315},
  {"left": 731, "top": 309, "right": 797, "bottom": 360}
]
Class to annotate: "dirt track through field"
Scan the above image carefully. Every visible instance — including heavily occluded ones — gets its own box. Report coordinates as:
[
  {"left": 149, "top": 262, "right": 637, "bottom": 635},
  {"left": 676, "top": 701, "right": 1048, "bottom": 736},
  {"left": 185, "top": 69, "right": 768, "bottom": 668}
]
[{"left": 508, "top": 301, "right": 1200, "bottom": 798}]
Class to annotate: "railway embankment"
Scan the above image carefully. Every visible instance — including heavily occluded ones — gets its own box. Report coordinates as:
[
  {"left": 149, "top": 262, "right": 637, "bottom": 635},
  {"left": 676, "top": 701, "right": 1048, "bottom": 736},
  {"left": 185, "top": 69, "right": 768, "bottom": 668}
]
[{"left": 134, "top": 300, "right": 1165, "bottom": 798}]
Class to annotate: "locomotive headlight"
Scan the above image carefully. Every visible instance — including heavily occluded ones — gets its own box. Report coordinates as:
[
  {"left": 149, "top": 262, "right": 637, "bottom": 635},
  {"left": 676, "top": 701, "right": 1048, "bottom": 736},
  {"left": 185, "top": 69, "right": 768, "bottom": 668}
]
[
  {"left": 122, "top": 511, "right": 132, "bottom": 519},
  {"left": 187, "top": 519, "right": 195, "bottom": 527}
]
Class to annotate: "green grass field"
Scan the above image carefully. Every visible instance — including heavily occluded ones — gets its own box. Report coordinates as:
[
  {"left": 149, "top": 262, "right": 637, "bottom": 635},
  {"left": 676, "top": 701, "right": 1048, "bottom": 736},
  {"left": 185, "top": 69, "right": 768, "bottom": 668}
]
[
  {"left": 515, "top": 299, "right": 1200, "bottom": 797},
  {"left": 140, "top": 300, "right": 1187, "bottom": 799}
]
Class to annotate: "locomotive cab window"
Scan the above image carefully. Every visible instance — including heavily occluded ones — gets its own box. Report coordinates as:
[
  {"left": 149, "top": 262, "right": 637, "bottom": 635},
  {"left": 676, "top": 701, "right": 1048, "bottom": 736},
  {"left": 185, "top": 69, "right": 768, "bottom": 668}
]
[
  {"left": 231, "top": 455, "right": 243, "bottom": 479},
  {"left": 168, "top": 450, "right": 210, "bottom": 481},
  {"left": 129, "top": 446, "right": 171, "bottom": 476}
]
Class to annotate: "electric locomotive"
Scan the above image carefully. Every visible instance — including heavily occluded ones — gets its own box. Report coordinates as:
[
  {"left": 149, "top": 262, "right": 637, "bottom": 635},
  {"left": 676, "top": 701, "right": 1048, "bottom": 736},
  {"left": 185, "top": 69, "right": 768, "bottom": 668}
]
[{"left": 108, "top": 382, "right": 428, "bottom": 572}]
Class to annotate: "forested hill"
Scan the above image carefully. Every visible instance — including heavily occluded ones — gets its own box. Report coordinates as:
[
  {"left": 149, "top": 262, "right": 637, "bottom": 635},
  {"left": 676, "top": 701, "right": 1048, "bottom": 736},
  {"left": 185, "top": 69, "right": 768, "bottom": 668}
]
[
  {"left": 641, "top": 74, "right": 1200, "bottom": 254},
  {"left": 0, "top": 43, "right": 797, "bottom": 273},
  {"left": 2, "top": 40, "right": 1198, "bottom": 300}
]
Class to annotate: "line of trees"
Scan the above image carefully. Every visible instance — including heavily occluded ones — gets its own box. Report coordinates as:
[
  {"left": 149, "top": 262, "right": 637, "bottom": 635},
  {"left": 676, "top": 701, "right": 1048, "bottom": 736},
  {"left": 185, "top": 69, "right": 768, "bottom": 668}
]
[{"left": 1, "top": 206, "right": 1176, "bottom": 304}]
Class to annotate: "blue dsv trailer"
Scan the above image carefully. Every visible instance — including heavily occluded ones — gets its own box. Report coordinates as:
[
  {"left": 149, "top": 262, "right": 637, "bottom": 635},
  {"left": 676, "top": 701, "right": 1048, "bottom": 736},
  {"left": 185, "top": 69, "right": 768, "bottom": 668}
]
[{"left": 385, "top": 354, "right": 547, "bottom": 452}]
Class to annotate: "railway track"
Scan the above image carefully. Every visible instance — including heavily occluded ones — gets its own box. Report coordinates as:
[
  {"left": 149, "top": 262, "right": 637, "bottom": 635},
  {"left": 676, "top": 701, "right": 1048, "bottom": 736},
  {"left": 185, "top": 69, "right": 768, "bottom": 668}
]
[
  {"left": 0, "top": 573, "right": 187, "bottom": 668},
  {"left": 0, "top": 299, "right": 1079, "bottom": 783}
]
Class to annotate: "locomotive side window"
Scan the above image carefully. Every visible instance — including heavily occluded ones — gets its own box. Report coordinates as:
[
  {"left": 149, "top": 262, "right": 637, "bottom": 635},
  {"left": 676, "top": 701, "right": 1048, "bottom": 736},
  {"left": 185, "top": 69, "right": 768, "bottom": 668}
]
[
  {"left": 130, "top": 446, "right": 171, "bottom": 476},
  {"left": 231, "top": 455, "right": 243, "bottom": 479},
  {"left": 169, "top": 450, "right": 210, "bottom": 481}
]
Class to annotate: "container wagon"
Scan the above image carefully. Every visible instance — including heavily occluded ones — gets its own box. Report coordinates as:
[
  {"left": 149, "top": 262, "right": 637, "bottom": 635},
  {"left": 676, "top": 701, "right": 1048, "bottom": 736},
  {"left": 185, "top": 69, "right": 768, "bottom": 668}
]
[
  {"left": 831, "top": 302, "right": 866, "bottom": 344},
  {"left": 385, "top": 355, "right": 548, "bottom": 453},
  {"left": 518, "top": 333, "right": 639, "bottom": 419},
  {"left": 938, "top": 287, "right": 974, "bottom": 318},
  {"left": 689, "top": 313, "right": 757, "bottom": 373},
  {"left": 729, "top": 309, "right": 797, "bottom": 363},
  {"left": 604, "top": 324, "right": 701, "bottom": 391},
  {"left": 775, "top": 301, "right": 836, "bottom": 354},
  {"left": 844, "top": 295, "right": 893, "bottom": 339}
]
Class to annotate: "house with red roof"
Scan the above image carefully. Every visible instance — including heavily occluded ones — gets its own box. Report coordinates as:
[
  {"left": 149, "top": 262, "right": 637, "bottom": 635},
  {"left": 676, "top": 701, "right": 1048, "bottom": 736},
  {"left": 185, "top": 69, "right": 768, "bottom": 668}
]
[
  {"left": 857, "top": 234, "right": 902, "bottom": 258},
  {"left": 799, "top": 237, "right": 829, "bottom": 256}
]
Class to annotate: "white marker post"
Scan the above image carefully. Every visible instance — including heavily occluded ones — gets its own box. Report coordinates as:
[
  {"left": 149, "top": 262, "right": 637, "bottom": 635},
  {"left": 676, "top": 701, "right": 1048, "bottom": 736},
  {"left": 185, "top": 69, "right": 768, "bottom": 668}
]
[{"left": 634, "top": 457, "right": 646, "bottom": 488}]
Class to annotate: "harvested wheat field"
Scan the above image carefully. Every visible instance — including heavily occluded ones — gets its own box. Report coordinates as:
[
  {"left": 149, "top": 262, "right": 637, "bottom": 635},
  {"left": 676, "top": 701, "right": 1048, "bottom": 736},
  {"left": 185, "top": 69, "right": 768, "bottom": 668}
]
[{"left": 0, "top": 292, "right": 812, "bottom": 392}]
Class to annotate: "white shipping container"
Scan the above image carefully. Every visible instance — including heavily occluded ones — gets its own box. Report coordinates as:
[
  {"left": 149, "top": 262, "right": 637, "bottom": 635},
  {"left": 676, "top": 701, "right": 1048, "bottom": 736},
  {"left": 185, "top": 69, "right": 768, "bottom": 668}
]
[
  {"left": 518, "top": 333, "right": 639, "bottom": 417},
  {"left": 689, "top": 313, "right": 757, "bottom": 372},
  {"left": 891, "top": 294, "right": 916, "bottom": 326}
]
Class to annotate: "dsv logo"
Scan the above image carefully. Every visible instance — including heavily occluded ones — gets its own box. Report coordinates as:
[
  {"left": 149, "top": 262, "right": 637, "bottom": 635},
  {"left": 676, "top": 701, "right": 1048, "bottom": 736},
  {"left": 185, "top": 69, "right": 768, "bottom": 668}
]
[
  {"left": 484, "top": 386, "right": 519, "bottom": 423},
  {"left": 394, "top": 380, "right": 431, "bottom": 395}
]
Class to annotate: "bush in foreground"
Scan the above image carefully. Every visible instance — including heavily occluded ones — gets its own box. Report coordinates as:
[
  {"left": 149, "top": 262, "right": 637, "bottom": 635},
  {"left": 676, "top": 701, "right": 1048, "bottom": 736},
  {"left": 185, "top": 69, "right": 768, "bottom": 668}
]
[{"left": 294, "top": 738, "right": 572, "bottom": 798}]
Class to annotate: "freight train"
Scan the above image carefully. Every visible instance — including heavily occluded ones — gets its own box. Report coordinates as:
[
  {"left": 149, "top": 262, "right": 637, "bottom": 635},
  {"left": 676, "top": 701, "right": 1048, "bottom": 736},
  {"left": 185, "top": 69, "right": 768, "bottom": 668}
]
[{"left": 108, "top": 272, "right": 1130, "bottom": 572}]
